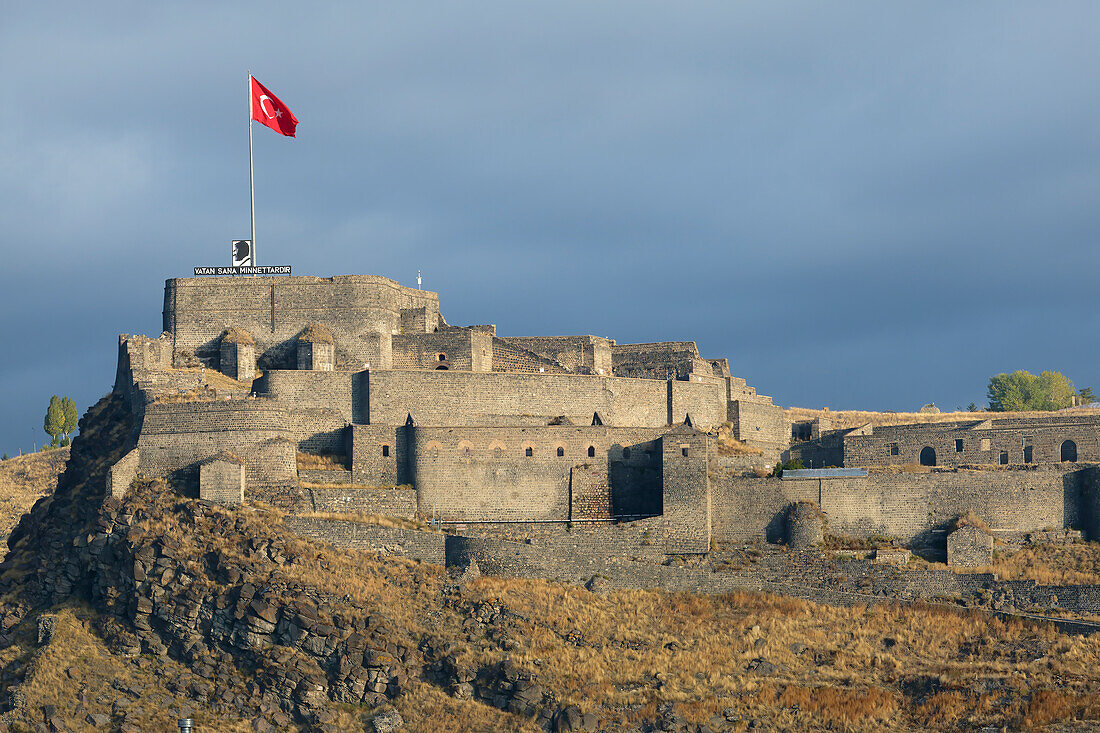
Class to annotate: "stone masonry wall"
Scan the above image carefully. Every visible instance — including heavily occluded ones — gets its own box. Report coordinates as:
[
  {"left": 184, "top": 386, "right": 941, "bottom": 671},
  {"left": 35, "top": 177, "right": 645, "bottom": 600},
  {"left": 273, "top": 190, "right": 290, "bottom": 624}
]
[
  {"left": 136, "top": 400, "right": 297, "bottom": 492},
  {"left": 163, "top": 275, "right": 439, "bottom": 369},
  {"left": 729, "top": 400, "right": 789, "bottom": 450},
  {"left": 712, "top": 466, "right": 1086, "bottom": 546},
  {"left": 843, "top": 416, "right": 1100, "bottom": 467},
  {"left": 363, "top": 370, "right": 726, "bottom": 429},
  {"left": 499, "top": 336, "right": 614, "bottom": 375},
  {"left": 410, "top": 425, "right": 666, "bottom": 522},
  {"left": 391, "top": 330, "right": 492, "bottom": 372},
  {"left": 306, "top": 487, "right": 417, "bottom": 518},
  {"left": 661, "top": 430, "right": 711, "bottom": 554},
  {"left": 283, "top": 518, "right": 445, "bottom": 564}
]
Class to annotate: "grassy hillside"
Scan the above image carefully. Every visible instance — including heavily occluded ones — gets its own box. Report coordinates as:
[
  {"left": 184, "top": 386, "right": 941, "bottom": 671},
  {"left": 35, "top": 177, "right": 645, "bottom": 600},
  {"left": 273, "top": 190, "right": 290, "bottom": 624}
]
[
  {"left": 3, "top": 399, "right": 1100, "bottom": 730},
  {"left": 0, "top": 448, "right": 68, "bottom": 539}
]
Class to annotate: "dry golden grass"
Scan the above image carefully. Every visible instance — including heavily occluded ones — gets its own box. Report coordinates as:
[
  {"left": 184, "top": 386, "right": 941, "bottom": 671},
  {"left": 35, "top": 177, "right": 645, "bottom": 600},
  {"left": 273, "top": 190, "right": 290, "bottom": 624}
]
[
  {"left": 980, "top": 542, "right": 1100, "bottom": 585},
  {"left": 715, "top": 422, "right": 765, "bottom": 456},
  {"left": 0, "top": 448, "right": 68, "bottom": 538},
  {"left": 296, "top": 511, "right": 431, "bottom": 531},
  {"left": 296, "top": 452, "right": 349, "bottom": 470},
  {"left": 16, "top": 605, "right": 257, "bottom": 732},
  {"left": 173, "top": 366, "right": 256, "bottom": 391},
  {"left": 446, "top": 576, "right": 1100, "bottom": 731},
  {"left": 786, "top": 406, "right": 1100, "bottom": 431},
  {"left": 299, "top": 481, "right": 414, "bottom": 490}
]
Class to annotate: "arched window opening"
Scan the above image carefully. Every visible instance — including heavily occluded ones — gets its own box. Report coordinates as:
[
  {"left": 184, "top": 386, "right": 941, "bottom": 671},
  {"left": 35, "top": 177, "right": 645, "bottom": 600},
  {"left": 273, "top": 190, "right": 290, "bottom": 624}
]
[
  {"left": 525, "top": 447, "right": 533, "bottom": 457},
  {"left": 556, "top": 447, "right": 564, "bottom": 457},
  {"left": 381, "top": 444, "right": 389, "bottom": 457},
  {"left": 438, "top": 353, "right": 447, "bottom": 361},
  {"left": 1062, "top": 439, "right": 1078, "bottom": 462},
  {"left": 435, "top": 364, "right": 449, "bottom": 370},
  {"left": 587, "top": 446, "right": 596, "bottom": 458},
  {"left": 919, "top": 447, "right": 936, "bottom": 467}
]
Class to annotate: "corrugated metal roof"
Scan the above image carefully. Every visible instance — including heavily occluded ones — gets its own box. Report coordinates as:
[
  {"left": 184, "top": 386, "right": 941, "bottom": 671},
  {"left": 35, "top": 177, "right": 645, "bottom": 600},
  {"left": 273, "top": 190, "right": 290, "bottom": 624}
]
[{"left": 782, "top": 468, "right": 868, "bottom": 480}]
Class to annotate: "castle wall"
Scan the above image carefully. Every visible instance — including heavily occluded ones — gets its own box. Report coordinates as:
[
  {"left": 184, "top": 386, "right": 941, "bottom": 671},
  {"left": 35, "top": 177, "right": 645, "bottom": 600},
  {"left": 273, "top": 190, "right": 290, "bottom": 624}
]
[
  {"left": 491, "top": 338, "right": 571, "bottom": 373},
  {"left": 254, "top": 370, "right": 354, "bottom": 452},
  {"left": 499, "top": 336, "right": 614, "bottom": 375},
  {"left": 729, "top": 400, "right": 789, "bottom": 450},
  {"left": 348, "top": 424, "right": 405, "bottom": 486},
  {"left": 162, "top": 276, "right": 439, "bottom": 370},
  {"left": 284, "top": 518, "right": 446, "bottom": 564},
  {"left": 661, "top": 431, "right": 711, "bottom": 553},
  {"left": 711, "top": 466, "right": 1085, "bottom": 546},
  {"left": 136, "top": 400, "right": 297, "bottom": 492},
  {"left": 409, "top": 426, "right": 665, "bottom": 522},
  {"left": 392, "top": 329, "right": 492, "bottom": 372},
  {"left": 612, "top": 342, "right": 705, "bottom": 381},
  {"left": 843, "top": 417, "right": 1100, "bottom": 467},
  {"left": 364, "top": 370, "right": 726, "bottom": 429},
  {"left": 305, "top": 487, "right": 418, "bottom": 518}
]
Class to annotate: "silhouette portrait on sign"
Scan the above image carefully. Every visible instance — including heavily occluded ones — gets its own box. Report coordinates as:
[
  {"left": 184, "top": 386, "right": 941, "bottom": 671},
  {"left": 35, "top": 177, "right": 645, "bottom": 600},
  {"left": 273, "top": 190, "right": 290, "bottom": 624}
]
[{"left": 233, "top": 240, "right": 252, "bottom": 266}]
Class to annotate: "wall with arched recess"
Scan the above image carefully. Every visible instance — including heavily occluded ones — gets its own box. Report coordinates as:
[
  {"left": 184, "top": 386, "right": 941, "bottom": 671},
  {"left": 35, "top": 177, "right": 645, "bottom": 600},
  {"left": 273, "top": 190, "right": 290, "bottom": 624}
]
[{"left": 843, "top": 415, "right": 1100, "bottom": 468}]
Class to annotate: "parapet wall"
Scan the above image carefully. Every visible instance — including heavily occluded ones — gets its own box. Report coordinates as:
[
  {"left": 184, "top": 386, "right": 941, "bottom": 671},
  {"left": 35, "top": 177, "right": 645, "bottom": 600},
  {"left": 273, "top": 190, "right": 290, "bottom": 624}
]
[
  {"left": 162, "top": 275, "right": 439, "bottom": 369},
  {"left": 711, "top": 466, "right": 1088, "bottom": 547},
  {"left": 843, "top": 416, "right": 1100, "bottom": 467},
  {"left": 364, "top": 370, "right": 726, "bottom": 429},
  {"left": 499, "top": 336, "right": 613, "bottom": 375},
  {"left": 136, "top": 400, "right": 297, "bottom": 494}
]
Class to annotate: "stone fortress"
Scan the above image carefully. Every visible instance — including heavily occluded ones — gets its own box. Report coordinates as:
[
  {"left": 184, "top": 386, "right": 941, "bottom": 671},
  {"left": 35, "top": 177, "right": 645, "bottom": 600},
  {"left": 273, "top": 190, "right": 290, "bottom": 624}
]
[{"left": 108, "top": 274, "right": 1100, "bottom": 619}]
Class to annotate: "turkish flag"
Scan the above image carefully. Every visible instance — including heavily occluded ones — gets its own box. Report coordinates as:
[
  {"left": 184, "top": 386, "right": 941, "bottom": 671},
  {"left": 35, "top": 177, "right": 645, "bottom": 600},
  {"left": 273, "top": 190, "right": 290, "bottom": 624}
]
[{"left": 250, "top": 76, "right": 298, "bottom": 137}]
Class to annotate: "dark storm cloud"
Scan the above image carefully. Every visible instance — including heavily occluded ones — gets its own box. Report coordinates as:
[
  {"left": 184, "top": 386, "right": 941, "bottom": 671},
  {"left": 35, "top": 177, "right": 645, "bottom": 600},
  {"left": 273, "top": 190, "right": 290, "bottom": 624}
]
[{"left": 2, "top": 2, "right": 1099, "bottom": 452}]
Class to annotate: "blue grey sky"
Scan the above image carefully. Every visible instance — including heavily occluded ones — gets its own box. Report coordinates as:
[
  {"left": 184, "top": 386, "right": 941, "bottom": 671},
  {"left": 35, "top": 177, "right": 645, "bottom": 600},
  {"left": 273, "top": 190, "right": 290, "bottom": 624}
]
[{"left": 2, "top": 3, "right": 1099, "bottom": 454}]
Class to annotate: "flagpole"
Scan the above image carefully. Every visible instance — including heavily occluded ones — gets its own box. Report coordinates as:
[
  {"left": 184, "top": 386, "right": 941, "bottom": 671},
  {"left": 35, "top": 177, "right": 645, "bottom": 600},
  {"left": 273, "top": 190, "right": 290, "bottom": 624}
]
[{"left": 248, "top": 70, "right": 256, "bottom": 267}]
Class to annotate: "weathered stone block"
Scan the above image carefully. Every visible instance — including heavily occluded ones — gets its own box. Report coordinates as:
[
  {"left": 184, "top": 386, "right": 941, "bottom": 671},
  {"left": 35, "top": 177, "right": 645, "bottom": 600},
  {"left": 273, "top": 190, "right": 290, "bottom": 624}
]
[
  {"left": 947, "top": 524, "right": 994, "bottom": 568},
  {"left": 107, "top": 449, "right": 141, "bottom": 499},
  {"left": 199, "top": 453, "right": 245, "bottom": 504}
]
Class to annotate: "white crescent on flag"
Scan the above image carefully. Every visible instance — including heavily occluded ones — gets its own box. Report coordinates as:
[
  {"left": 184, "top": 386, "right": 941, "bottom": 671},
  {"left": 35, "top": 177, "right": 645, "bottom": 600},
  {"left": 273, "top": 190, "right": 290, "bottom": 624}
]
[{"left": 259, "top": 95, "right": 277, "bottom": 119}]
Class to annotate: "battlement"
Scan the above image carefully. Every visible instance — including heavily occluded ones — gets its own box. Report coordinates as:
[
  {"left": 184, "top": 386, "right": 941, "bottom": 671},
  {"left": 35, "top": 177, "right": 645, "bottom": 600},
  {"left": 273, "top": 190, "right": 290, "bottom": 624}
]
[{"left": 162, "top": 275, "right": 440, "bottom": 370}]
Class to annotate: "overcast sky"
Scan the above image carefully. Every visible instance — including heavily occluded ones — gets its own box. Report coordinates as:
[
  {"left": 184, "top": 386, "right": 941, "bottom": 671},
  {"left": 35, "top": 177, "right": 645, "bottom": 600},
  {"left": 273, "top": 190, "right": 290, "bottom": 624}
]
[{"left": 2, "top": 3, "right": 1098, "bottom": 454}]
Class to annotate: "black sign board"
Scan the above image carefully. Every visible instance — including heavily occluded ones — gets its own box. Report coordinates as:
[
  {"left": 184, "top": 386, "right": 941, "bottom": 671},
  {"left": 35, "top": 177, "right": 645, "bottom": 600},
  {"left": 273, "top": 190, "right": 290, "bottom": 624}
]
[{"left": 193, "top": 266, "right": 292, "bottom": 276}]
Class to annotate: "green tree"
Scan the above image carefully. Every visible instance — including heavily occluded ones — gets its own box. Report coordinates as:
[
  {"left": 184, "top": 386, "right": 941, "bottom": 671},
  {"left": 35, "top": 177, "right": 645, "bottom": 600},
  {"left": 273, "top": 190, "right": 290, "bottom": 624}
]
[
  {"left": 987, "top": 370, "right": 1076, "bottom": 412},
  {"left": 43, "top": 395, "right": 64, "bottom": 448},
  {"left": 1079, "top": 386, "right": 1096, "bottom": 405},
  {"left": 61, "top": 396, "right": 78, "bottom": 442}
]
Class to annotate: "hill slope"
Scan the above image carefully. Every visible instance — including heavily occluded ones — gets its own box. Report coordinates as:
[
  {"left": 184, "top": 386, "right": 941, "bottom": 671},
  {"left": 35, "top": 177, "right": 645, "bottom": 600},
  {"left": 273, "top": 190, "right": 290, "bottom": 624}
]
[
  {"left": 0, "top": 448, "right": 69, "bottom": 540},
  {"left": 0, "top": 396, "right": 1098, "bottom": 731}
]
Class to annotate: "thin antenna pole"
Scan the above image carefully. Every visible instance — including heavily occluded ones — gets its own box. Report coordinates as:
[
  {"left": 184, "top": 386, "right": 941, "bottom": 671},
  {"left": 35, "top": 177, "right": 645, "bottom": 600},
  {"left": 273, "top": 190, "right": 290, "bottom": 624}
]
[{"left": 248, "top": 70, "right": 256, "bottom": 266}]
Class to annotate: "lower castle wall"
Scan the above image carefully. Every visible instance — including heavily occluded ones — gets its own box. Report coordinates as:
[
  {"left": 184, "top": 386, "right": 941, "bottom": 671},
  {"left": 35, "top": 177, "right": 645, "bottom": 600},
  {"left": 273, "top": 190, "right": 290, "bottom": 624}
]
[
  {"left": 136, "top": 401, "right": 297, "bottom": 492},
  {"left": 711, "top": 466, "right": 1087, "bottom": 546},
  {"left": 410, "top": 426, "right": 665, "bottom": 522},
  {"left": 306, "top": 486, "right": 418, "bottom": 518},
  {"left": 283, "top": 518, "right": 446, "bottom": 564}
]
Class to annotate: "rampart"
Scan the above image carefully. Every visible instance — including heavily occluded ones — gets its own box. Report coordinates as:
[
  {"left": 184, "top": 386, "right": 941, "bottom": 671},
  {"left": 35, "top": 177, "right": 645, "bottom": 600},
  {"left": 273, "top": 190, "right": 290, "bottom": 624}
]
[
  {"left": 409, "top": 425, "right": 666, "bottom": 522},
  {"left": 162, "top": 275, "right": 440, "bottom": 369},
  {"left": 842, "top": 416, "right": 1100, "bottom": 468},
  {"left": 710, "top": 465, "right": 1089, "bottom": 548},
  {"left": 362, "top": 370, "right": 727, "bottom": 429}
]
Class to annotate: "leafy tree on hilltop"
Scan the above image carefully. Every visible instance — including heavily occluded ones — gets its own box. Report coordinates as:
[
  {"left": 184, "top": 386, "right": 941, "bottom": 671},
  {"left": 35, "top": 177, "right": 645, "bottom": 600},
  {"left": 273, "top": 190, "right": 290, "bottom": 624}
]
[
  {"left": 43, "top": 395, "right": 65, "bottom": 448},
  {"left": 987, "top": 370, "right": 1076, "bottom": 412},
  {"left": 1079, "top": 386, "right": 1096, "bottom": 405},
  {"left": 61, "top": 396, "right": 79, "bottom": 445}
]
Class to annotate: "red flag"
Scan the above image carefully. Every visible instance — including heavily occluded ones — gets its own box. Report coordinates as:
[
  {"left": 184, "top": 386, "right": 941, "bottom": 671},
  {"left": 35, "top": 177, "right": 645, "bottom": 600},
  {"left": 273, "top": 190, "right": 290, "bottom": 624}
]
[{"left": 250, "top": 76, "right": 298, "bottom": 137}]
